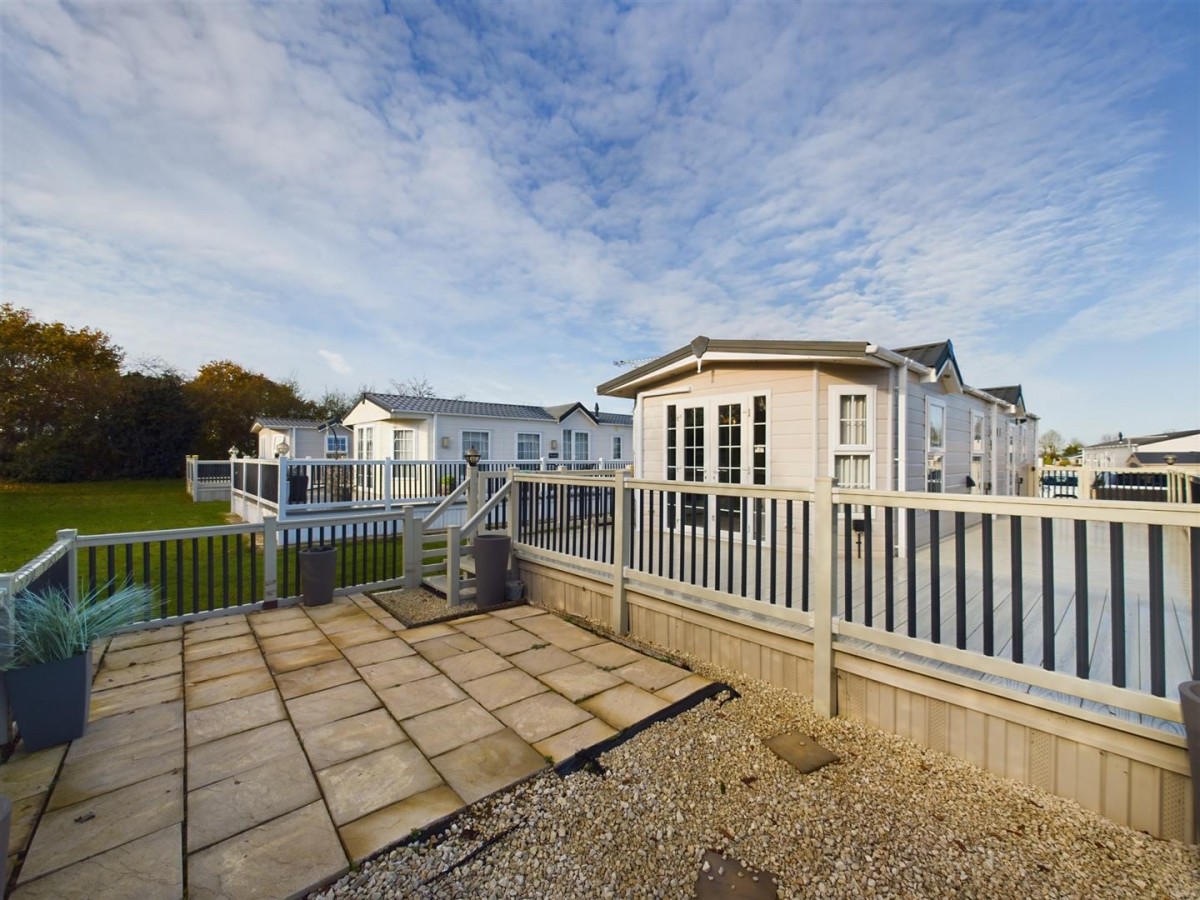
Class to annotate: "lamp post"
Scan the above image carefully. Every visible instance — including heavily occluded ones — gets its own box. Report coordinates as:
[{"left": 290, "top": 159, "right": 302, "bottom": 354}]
[{"left": 464, "top": 447, "right": 481, "bottom": 518}]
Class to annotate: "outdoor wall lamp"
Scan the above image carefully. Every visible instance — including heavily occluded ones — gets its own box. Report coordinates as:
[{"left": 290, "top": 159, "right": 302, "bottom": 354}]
[
  {"left": 441, "top": 436, "right": 451, "bottom": 449},
  {"left": 464, "top": 447, "right": 481, "bottom": 467},
  {"left": 550, "top": 440, "right": 558, "bottom": 450},
  {"left": 1165, "top": 454, "right": 1177, "bottom": 466},
  {"left": 276, "top": 441, "right": 291, "bottom": 458},
  {"left": 228, "top": 445, "right": 240, "bottom": 459}
]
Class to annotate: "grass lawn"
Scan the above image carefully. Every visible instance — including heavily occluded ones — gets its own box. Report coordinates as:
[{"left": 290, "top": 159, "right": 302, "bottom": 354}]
[{"left": 0, "top": 479, "right": 232, "bottom": 571}]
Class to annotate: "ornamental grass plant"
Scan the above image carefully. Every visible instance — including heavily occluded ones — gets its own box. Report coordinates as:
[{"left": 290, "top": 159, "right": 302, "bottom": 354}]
[{"left": 1, "top": 583, "right": 153, "bottom": 670}]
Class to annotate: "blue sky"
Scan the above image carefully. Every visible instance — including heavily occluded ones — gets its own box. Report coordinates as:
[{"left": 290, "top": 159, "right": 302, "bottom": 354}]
[{"left": 2, "top": 1, "right": 1197, "bottom": 443}]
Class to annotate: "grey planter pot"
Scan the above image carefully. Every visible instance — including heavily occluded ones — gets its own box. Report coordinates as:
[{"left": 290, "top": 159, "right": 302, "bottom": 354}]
[
  {"left": 473, "top": 534, "right": 512, "bottom": 607},
  {"left": 0, "top": 794, "right": 10, "bottom": 900},
  {"left": 299, "top": 547, "right": 337, "bottom": 607},
  {"left": 1179, "top": 681, "right": 1200, "bottom": 840},
  {"left": 7, "top": 649, "right": 92, "bottom": 752}
]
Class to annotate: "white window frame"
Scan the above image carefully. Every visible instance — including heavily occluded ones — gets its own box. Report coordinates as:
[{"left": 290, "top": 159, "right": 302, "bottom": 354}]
[
  {"left": 612, "top": 435, "right": 622, "bottom": 460},
  {"left": 515, "top": 432, "right": 541, "bottom": 461},
  {"left": 355, "top": 427, "right": 373, "bottom": 460},
  {"left": 392, "top": 428, "right": 415, "bottom": 460},
  {"left": 926, "top": 398, "right": 946, "bottom": 493},
  {"left": 574, "top": 431, "right": 590, "bottom": 462},
  {"left": 325, "top": 434, "right": 348, "bottom": 456},
  {"left": 561, "top": 429, "right": 573, "bottom": 461},
  {"left": 970, "top": 411, "right": 985, "bottom": 456},
  {"left": 460, "top": 430, "right": 490, "bottom": 460},
  {"left": 828, "top": 386, "right": 875, "bottom": 490}
]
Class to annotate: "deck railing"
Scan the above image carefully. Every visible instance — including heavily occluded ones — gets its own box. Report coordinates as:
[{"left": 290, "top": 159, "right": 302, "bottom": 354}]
[
  {"left": 1037, "top": 464, "right": 1196, "bottom": 503},
  {"left": 509, "top": 472, "right": 1199, "bottom": 731}
]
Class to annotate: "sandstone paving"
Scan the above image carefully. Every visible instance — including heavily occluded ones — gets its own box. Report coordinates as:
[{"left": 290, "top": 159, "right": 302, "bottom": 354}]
[
  {"left": 275, "top": 658, "right": 359, "bottom": 699},
  {"left": 395, "top": 622, "right": 457, "bottom": 643},
  {"left": 184, "top": 667, "right": 274, "bottom": 709},
  {"left": 490, "top": 605, "right": 547, "bottom": 621},
  {"left": 574, "top": 639, "right": 645, "bottom": 670},
  {"left": 48, "top": 726, "right": 183, "bottom": 810},
  {"left": 378, "top": 675, "right": 467, "bottom": 721},
  {"left": 186, "top": 801, "right": 346, "bottom": 900},
  {"left": 258, "top": 627, "right": 329, "bottom": 655},
  {"left": 357, "top": 654, "right": 437, "bottom": 690},
  {"left": 493, "top": 691, "right": 594, "bottom": 744},
  {"left": 325, "top": 623, "right": 395, "bottom": 649},
  {"left": 0, "top": 745, "right": 68, "bottom": 802},
  {"left": 460, "top": 667, "right": 548, "bottom": 710},
  {"left": 11, "top": 823, "right": 183, "bottom": 900},
  {"left": 100, "top": 639, "right": 180, "bottom": 669},
  {"left": 287, "top": 680, "right": 380, "bottom": 731},
  {"left": 615, "top": 655, "right": 692, "bottom": 691},
  {"left": 403, "top": 699, "right": 505, "bottom": 758},
  {"left": 185, "top": 689, "right": 285, "bottom": 745},
  {"left": 518, "top": 615, "right": 606, "bottom": 651},
  {"left": 183, "top": 632, "right": 258, "bottom": 662},
  {"left": 265, "top": 641, "right": 343, "bottom": 673},
  {"left": 89, "top": 673, "right": 182, "bottom": 721},
  {"left": 21, "top": 770, "right": 183, "bottom": 883},
  {"left": 341, "top": 637, "right": 415, "bottom": 667},
  {"left": 429, "top": 728, "right": 548, "bottom": 805},
  {"left": 454, "top": 615, "right": 518, "bottom": 639},
  {"left": 316, "top": 741, "right": 443, "bottom": 826},
  {"left": 537, "top": 660, "right": 625, "bottom": 701},
  {"left": 657, "top": 671, "right": 714, "bottom": 703},
  {"left": 413, "top": 634, "right": 474, "bottom": 662},
  {"left": 433, "top": 647, "right": 511, "bottom": 682},
  {"left": 184, "top": 647, "right": 266, "bottom": 684},
  {"left": 183, "top": 619, "right": 251, "bottom": 645},
  {"left": 532, "top": 716, "right": 619, "bottom": 763},
  {"left": 338, "top": 784, "right": 463, "bottom": 863},
  {"left": 92, "top": 653, "right": 182, "bottom": 691},
  {"left": 248, "top": 611, "right": 315, "bottom": 638},
  {"left": 476, "top": 626, "right": 546, "bottom": 656},
  {"left": 508, "top": 644, "right": 581, "bottom": 676},
  {"left": 581, "top": 682, "right": 671, "bottom": 730},
  {"left": 188, "top": 720, "right": 298, "bottom": 788},
  {"left": 106, "top": 624, "right": 181, "bottom": 652},
  {"left": 300, "top": 708, "right": 407, "bottom": 770}
]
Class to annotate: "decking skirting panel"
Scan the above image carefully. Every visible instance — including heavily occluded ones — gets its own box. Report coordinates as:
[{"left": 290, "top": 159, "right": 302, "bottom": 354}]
[{"left": 516, "top": 557, "right": 1193, "bottom": 843}]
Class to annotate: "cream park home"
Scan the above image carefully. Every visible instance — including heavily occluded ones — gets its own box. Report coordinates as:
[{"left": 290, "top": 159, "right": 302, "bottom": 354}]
[
  {"left": 342, "top": 393, "right": 633, "bottom": 464},
  {"left": 598, "top": 336, "right": 1038, "bottom": 498}
]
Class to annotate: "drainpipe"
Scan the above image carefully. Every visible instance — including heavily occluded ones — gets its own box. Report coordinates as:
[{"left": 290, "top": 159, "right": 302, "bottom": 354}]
[
  {"left": 885, "top": 364, "right": 895, "bottom": 493},
  {"left": 896, "top": 364, "right": 908, "bottom": 556}
]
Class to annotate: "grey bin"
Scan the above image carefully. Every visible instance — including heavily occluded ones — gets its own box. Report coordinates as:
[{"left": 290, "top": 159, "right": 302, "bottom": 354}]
[
  {"left": 299, "top": 547, "right": 336, "bottom": 606},
  {"left": 473, "top": 534, "right": 512, "bottom": 607},
  {"left": 1180, "top": 681, "right": 1200, "bottom": 840}
]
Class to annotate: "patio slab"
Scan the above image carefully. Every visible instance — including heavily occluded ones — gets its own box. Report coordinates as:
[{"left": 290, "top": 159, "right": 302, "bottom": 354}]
[{"left": 8, "top": 600, "right": 712, "bottom": 900}]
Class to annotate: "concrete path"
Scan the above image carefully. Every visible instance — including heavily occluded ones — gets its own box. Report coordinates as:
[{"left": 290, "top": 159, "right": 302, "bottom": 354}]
[{"left": 3, "top": 597, "right": 712, "bottom": 899}]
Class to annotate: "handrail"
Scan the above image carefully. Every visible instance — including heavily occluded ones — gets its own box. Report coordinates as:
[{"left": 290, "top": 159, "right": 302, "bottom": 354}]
[
  {"left": 461, "top": 479, "right": 512, "bottom": 539},
  {"left": 421, "top": 479, "right": 470, "bottom": 533}
]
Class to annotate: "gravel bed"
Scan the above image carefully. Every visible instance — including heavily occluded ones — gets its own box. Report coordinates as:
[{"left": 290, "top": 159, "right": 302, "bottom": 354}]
[
  {"left": 368, "top": 587, "right": 485, "bottom": 626},
  {"left": 314, "top": 625, "right": 1200, "bottom": 899}
]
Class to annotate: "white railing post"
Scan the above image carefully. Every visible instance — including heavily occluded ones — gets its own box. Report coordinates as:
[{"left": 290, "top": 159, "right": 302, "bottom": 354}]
[
  {"left": 446, "top": 525, "right": 461, "bottom": 606},
  {"left": 277, "top": 458, "right": 290, "bottom": 523},
  {"left": 384, "top": 459, "right": 394, "bottom": 511},
  {"left": 0, "top": 571, "right": 11, "bottom": 744},
  {"left": 812, "top": 476, "right": 838, "bottom": 719},
  {"left": 403, "top": 507, "right": 421, "bottom": 589},
  {"left": 611, "top": 470, "right": 631, "bottom": 634},
  {"left": 467, "top": 464, "right": 480, "bottom": 520},
  {"left": 262, "top": 516, "right": 278, "bottom": 608},
  {"left": 56, "top": 528, "right": 79, "bottom": 604}
]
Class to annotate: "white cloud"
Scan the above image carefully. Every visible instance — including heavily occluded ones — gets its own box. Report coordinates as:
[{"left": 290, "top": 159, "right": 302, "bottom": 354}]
[{"left": 317, "top": 349, "right": 351, "bottom": 376}]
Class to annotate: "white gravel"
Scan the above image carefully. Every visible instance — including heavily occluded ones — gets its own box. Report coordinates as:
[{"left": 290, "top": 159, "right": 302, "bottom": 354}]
[{"left": 313, "top": 627, "right": 1200, "bottom": 899}]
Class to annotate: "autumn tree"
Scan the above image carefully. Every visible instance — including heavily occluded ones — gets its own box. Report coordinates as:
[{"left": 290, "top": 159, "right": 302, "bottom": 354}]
[
  {"left": 106, "top": 366, "right": 199, "bottom": 478},
  {"left": 1037, "top": 429, "right": 1063, "bottom": 464},
  {"left": 184, "top": 361, "right": 313, "bottom": 458},
  {"left": 0, "top": 304, "right": 124, "bottom": 481}
]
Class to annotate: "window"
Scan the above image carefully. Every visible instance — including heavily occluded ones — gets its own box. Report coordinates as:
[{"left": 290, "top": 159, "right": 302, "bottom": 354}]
[
  {"left": 611, "top": 435, "right": 622, "bottom": 460},
  {"left": 926, "top": 399, "right": 946, "bottom": 492},
  {"left": 574, "top": 431, "right": 589, "bottom": 461},
  {"left": 829, "top": 387, "right": 874, "bottom": 489},
  {"left": 516, "top": 432, "right": 541, "bottom": 461},
  {"left": 562, "top": 429, "right": 573, "bottom": 461},
  {"left": 392, "top": 429, "right": 415, "bottom": 460},
  {"left": 325, "top": 434, "right": 347, "bottom": 455},
  {"left": 355, "top": 427, "right": 373, "bottom": 459},
  {"left": 461, "top": 431, "right": 490, "bottom": 460},
  {"left": 971, "top": 411, "right": 985, "bottom": 455}
]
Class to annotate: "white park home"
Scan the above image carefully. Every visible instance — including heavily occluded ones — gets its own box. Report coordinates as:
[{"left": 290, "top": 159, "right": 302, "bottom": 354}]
[
  {"left": 597, "top": 336, "right": 1038, "bottom": 496},
  {"left": 1083, "top": 429, "right": 1200, "bottom": 474},
  {"left": 251, "top": 417, "right": 351, "bottom": 459},
  {"left": 342, "top": 393, "right": 633, "bottom": 464}
]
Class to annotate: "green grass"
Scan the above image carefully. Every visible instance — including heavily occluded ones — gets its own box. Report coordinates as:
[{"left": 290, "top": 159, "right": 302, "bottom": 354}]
[{"left": 0, "top": 479, "right": 232, "bottom": 572}]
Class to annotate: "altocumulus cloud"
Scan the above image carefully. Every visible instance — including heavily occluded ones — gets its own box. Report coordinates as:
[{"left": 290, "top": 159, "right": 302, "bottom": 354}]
[{"left": 0, "top": 1, "right": 1195, "bottom": 437}]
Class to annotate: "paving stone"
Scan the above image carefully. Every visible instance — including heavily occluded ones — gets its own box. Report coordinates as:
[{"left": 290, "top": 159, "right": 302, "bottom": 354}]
[
  {"left": 185, "top": 668, "right": 275, "bottom": 710},
  {"left": 378, "top": 675, "right": 467, "bottom": 721},
  {"left": 303, "top": 599, "right": 361, "bottom": 625},
  {"left": 762, "top": 730, "right": 840, "bottom": 774},
  {"left": 489, "top": 605, "right": 547, "bottom": 621},
  {"left": 188, "top": 720, "right": 299, "bottom": 789},
  {"left": 184, "top": 619, "right": 251, "bottom": 645},
  {"left": 186, "top": 801, "right": 347, "bottom": 900},
  {"left": 358, "top": 655, "right": 438, "bottom": 691},
  {"left": 538, "top": 661, "right": 624, "bottom": 701},
  {"left": 275, "top": 659, "right": 359, "bottom": 700},
  {"left": 265, "top": 642, "right": 343, "bottom": 673},
  {"left": 49, "top": 726, "right": 183, "bottom": 810},
  {"left": 656, "top": 672, "right": 714, "bottom": 703},
  {"left": 341, "top": 637, "right": 416, "bottom": 667},
  {"left": 99, "top": 640, "right": 180, "bottom": 670},
  {"left": 0, "top": 744, "right": 69, "bottom": 802},
  {"left": 581, "top": 683, "right": 670, "bottom": 730},
  {"left": 300, "top": 708, "right": 407, "bottom": 770},
  {"left": 353, "top": 598, "right": 391, "bottom": 620},
  {"left": 247, "top": 613, "right": 314, "bottom": 638},
  {"left": 257, "top": 629, "right": 329, "bottom": 655},
  {"left": 315, "top": 614, "right": 379, "bottom": 637},
  {"left": 435, "top": 648, "right": 511, "bottom": 682},
  {"left": 186, "top": 690, "right": 285, "bottom": 746},
  {"left": 187, "top": 747, "right": 319, "bottom": 852},
  {"left": 460, "top": 668, "right": 548, "bottom": 710},
  {"left": 395, "top": 622, "right": 457, "bottom": 643},
  {"left": 454, "top": 616, "right": 518, "bottom": 639},
  {"left": 403, "top": 699, "right": 504, "bottom": 758},
  {"left": 339, "top": 784, "right": 464, "bottom": 863},
  {"left": 9, "top": 792, "right": 49, "bottom": 864},
  {"left": 92, "top": 654, "right": 182, "bottom": 691},
  {"left": 187, "top": 614, "right": 250, "bottom": 633},
  {"left": 316, "top": 741, "right": 443, "bottom": 826},
  {"left": 11, "top": 823, "right": 183, "bottom": 900},
  {"left": 615, "top": 656, "right": 691, "bottom": 692},
  {"left": 106, "top": 625, "right": 182, "bottom": 652},
  {"left": 375, "top": 615, "right": 404, "bottom": 630},
  {"left": 287, "top": 681, "right": 380, "bottom": 731},
  {"left": 574, "top": 640, "right": 645, "bottom": 670},
  {"left": 517, "top": 616, "right": 605, "bottom": 651},
  {"left": 90, "top": 674, "right": 182, "bottom": 721},
  {"left": 184, "top": 649, "right": 267, "bottom": 685},
  {"left": 20, "top": 770, "right": 183, "bottom": 883},
  {"left": 183, "top": 633, "right": 258, "bottom": 662},
  {"left": 327, "top": 623, "right": 395, "bottom": 649},
  {"left": 430, "top": 728, "right": 547, "bottom": 805},
  {"left": 413, "top": 636, "right": 470, "bottom": 662},
  {"left": 476, "top": 628, "right": 545, "bottom": 656},
  {"left": 694, "top": 850, "right": 779, "bottom": 899},
  {"left": 493, "top": 692, "right": 593, "bottom": 744},
  {"left": 532, "top": 717, "right": 619, "bottom": 763},
  {"left": 508, "top": 645, "right": 580, "bottom": 677}
]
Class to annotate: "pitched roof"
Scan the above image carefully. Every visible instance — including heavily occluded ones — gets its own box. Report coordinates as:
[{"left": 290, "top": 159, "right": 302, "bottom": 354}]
[
  {"left": 253, "top": 417, "right": 324, "bottom": 429},
  {"left": 1132, "top": 451, "right": 1200, "bottom": 466},
  {"left": 893, "top": 339, "right": 964, "bottom": 386},
  {"left": 1086, "top": 429, "right": 1200, "bottom": 449},
  {"left": 980, "top": 386, "right": 1023, "bottom": 407},
  {"left": 360, "top": 393, "right": 631, "bottom": 426}
]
